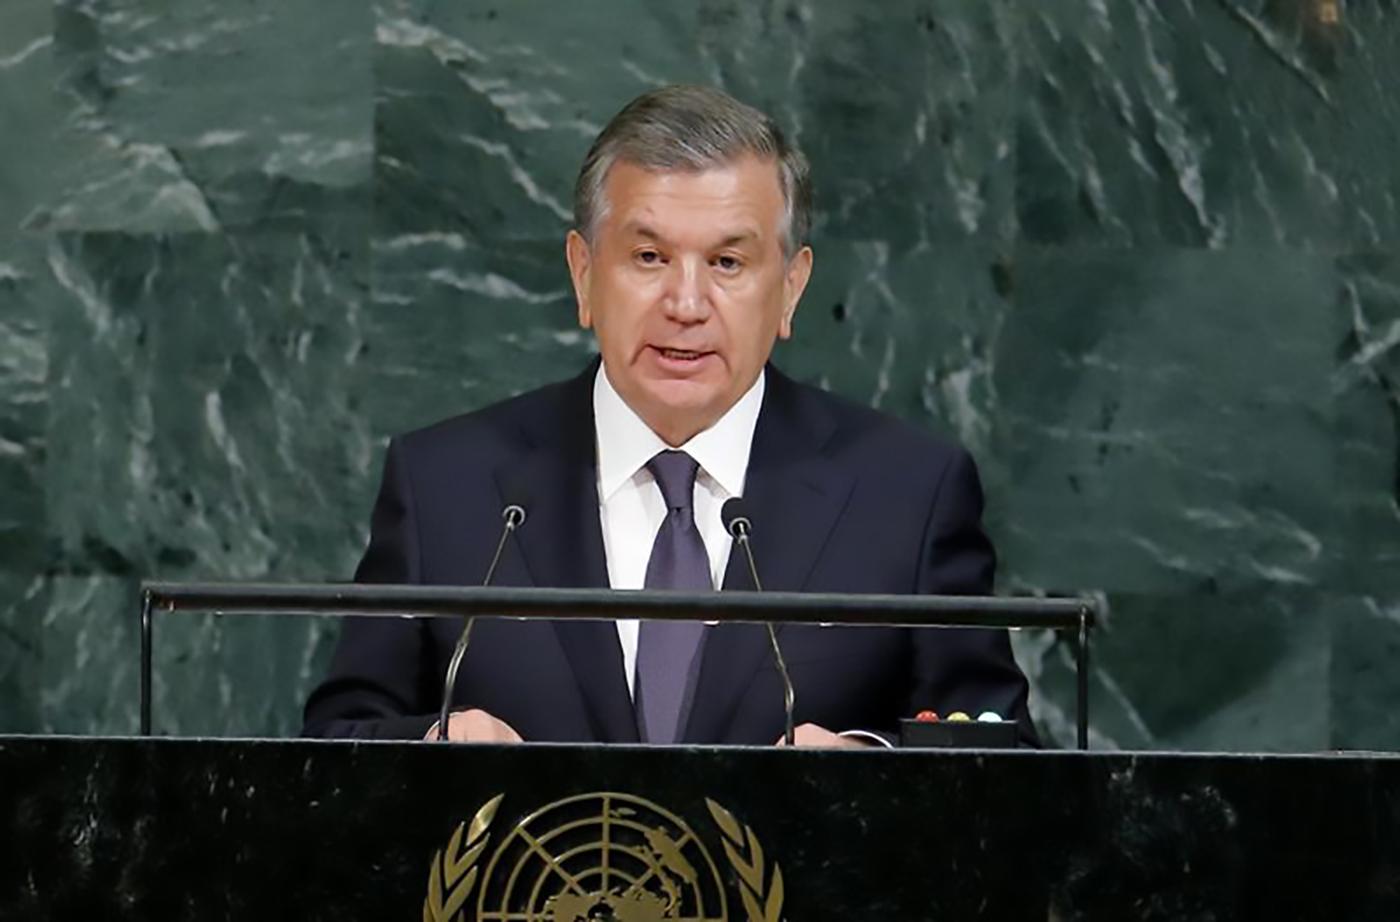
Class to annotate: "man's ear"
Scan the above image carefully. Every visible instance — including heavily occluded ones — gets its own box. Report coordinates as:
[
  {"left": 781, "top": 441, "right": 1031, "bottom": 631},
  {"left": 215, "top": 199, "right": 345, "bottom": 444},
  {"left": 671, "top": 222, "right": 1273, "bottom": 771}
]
[
  {"left": 566, "top": 229, "right": 593, "bottom": 328},
  {"left": 779, "top": 245, "right": 813, "bottom": 340}
]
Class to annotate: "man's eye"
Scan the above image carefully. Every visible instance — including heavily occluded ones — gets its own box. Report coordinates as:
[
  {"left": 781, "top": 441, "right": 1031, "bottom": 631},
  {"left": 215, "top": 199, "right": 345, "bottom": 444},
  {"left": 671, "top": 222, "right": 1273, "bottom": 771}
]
[
  {"left": 714, "top": 255, "right": 741, "bottom": 272},
  {"left": 636, "top": 250, "right": 662, "bottom": 265}
]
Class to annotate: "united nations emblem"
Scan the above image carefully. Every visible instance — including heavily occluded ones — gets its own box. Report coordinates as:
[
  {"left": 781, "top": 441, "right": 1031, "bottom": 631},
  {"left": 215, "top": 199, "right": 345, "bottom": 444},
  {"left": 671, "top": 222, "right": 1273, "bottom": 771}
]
[{"left": 422, "top": 792, "right": 784, "bottom": 922}]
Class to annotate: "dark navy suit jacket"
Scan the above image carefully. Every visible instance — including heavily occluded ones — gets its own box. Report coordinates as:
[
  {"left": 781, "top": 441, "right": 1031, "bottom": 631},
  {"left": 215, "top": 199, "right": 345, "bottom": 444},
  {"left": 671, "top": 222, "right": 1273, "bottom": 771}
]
[{"left": 301, "top": 362, "right": 1035, "bottom": 745}]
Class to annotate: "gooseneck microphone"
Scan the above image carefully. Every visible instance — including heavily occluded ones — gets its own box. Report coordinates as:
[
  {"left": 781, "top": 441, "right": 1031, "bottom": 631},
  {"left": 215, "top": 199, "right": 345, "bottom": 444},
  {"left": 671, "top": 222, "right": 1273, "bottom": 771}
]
[
  {"left": 436, "top": 502, "right": 526, "bottom": 741},
  {"left": 721, "top": 497, "right": 795, "bottom": 747}
]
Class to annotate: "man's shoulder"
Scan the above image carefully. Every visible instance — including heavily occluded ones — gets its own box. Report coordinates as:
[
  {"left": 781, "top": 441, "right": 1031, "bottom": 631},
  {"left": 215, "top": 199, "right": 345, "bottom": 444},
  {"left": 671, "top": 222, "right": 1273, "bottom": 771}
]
[
  {"left": 777, "top": 370, "right": 972, "bottom": 467},
  {"left": 393, "top": 370, "right": 589, "bottom": 461}
]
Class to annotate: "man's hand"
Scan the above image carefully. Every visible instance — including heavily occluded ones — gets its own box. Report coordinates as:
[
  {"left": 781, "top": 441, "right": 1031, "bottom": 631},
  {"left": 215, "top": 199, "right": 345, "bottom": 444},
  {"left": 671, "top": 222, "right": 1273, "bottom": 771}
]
[
  {"left": 425, "top": 708, "right": 523, "bottom": 743},
  {"left": 774, "top": 722, "right": 873, "bottom": 748}
]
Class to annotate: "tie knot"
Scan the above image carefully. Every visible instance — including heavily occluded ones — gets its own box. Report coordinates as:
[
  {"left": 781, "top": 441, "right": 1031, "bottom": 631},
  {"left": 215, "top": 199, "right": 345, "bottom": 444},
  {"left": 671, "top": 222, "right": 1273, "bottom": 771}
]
[{"left": 647, "top": 450, "right": 699, "bottom": 512}]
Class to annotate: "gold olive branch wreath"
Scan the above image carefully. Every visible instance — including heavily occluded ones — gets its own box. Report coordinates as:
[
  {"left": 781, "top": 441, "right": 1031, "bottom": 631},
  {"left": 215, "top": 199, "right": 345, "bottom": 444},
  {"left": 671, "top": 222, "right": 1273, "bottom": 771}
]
[
  {"left": 422, "top": 794, "right": 503, "bottom": 922},
  {"left": 706, "top": 799, "right": 785, "bottom": 922}
]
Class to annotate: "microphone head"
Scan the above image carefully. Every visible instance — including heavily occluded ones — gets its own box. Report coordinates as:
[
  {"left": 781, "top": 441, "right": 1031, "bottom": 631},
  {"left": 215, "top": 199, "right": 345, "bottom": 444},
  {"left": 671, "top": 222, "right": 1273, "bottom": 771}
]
[
  {"left": 721, "top": 497, "right": 752, "bottom": 538},
  {"left": 502, "top": 504, "right": 526, "bottom": 528}
]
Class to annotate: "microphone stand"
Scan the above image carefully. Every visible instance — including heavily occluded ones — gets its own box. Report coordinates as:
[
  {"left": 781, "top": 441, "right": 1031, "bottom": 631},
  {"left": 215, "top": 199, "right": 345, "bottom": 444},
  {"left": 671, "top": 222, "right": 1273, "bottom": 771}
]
[
  {"left": 436, "top": 504, "right": 525, "bottom": 741},
  {"left": 728, "top": 513, "right": 795, "bottom": 748}
]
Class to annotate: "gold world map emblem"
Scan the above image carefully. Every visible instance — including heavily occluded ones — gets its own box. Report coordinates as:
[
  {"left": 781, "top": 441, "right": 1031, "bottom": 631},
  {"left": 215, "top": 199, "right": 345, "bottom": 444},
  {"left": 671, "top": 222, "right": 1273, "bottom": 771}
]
[{"left": 422, "top": 792, "right": 784, "bottom": 922}]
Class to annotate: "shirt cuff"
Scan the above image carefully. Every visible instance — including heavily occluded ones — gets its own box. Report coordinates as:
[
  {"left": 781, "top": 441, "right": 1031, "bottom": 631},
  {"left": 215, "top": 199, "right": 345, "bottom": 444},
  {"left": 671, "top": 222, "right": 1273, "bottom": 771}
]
[{"left": 836, "top": 729, "right": 895, "bottom": 749}]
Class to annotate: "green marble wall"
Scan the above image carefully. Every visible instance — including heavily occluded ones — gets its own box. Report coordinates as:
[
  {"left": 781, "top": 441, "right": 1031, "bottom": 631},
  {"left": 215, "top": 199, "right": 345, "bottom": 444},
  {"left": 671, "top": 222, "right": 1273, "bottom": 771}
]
[{"left": 0, "top": 0, "right": 1395, "bottom": 749}]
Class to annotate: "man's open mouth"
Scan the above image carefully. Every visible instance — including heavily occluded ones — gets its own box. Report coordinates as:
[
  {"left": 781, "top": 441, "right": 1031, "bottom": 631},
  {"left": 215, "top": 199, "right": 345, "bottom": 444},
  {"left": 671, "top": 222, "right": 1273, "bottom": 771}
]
[{"left": 656, "top": 347, "right": 708, "bottom": 360}]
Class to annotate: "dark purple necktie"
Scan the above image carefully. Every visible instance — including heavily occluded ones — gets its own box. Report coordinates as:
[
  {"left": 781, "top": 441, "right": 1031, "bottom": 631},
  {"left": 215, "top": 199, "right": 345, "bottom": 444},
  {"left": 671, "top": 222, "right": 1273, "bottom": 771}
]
[{"left": 635, "top": 450, "right": 712, "bottom": 743}]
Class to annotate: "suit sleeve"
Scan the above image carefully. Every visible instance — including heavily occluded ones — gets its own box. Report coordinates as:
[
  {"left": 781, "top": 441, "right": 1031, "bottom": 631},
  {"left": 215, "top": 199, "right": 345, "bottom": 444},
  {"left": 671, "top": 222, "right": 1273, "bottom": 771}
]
[
  {"left": 300, "top": 438, "right": 440, "bottom": 740},
  {"left": 907, "top": 448, "right": 1039, "bottom": 747}
]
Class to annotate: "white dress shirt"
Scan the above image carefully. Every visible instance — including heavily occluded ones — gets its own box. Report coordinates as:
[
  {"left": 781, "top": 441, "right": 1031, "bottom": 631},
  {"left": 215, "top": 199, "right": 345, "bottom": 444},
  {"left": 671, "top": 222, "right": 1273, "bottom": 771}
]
[{"left": 593, "top": 364, "right": 764, "bottom": 698}]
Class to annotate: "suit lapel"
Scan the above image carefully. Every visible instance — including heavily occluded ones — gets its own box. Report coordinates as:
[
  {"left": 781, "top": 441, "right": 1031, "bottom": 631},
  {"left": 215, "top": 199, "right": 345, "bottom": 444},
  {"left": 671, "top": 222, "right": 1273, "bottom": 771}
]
[
  {"left": 683, "top": 366, "right": 856, "bottom": 743},
  {"left": 492, "top": 362, "right": 640, "bottom": 743}
]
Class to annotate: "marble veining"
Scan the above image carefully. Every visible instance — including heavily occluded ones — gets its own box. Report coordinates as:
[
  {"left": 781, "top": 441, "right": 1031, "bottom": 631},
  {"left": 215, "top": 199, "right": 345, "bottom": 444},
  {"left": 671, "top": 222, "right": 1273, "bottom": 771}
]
[{"left": 0, "top": 0, "right": 1395, "bottom": 748}]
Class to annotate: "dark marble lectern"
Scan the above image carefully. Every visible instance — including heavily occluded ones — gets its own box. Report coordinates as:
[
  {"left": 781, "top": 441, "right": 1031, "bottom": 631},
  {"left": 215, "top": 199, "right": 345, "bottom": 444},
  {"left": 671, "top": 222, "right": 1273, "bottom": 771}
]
[{"left": 2, "top": 736, "right": 1398, "bottom": 921}]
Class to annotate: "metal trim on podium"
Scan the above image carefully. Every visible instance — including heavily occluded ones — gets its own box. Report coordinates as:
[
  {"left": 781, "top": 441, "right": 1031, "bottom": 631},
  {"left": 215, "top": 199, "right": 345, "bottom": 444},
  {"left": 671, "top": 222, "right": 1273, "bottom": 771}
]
[{"left": 137, "top": 582, "right": 1101, "bottom": 748}]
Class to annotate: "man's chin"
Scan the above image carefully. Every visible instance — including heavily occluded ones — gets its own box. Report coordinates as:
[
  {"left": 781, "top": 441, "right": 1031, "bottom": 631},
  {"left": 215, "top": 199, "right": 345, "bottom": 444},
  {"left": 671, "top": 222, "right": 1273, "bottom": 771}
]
[
  {"left": 634, "top": 380, "right": 730, "bottom": 439},
  {"left": 641, "top": 378, "right": 721, "bottom": 413}
]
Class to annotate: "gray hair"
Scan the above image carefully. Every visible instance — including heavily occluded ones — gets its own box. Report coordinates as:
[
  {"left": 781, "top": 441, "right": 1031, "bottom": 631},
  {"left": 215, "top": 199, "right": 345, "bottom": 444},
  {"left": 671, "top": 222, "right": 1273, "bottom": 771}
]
[{"left": 573, "top": 85, "right": 812, "bottom": 259}]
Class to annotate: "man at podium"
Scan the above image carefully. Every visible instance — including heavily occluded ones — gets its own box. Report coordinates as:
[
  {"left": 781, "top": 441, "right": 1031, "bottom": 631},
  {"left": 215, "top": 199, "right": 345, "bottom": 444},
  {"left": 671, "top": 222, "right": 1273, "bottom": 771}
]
[{"left": 302, "top": 85, "right": 1035, "bottom": 747}]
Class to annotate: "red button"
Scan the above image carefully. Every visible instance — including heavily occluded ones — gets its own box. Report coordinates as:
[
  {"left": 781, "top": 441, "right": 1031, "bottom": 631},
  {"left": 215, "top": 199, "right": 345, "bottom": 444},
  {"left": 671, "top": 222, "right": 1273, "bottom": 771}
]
[{"left": 916, "top": 710, "right": 940, "bottom": 722}]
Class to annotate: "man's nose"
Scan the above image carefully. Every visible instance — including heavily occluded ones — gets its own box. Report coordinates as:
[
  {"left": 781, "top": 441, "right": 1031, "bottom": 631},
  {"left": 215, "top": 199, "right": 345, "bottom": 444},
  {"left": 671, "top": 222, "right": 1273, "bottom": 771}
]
[{"left": 661, "top": 258, "right": 711, "bottom": 323}]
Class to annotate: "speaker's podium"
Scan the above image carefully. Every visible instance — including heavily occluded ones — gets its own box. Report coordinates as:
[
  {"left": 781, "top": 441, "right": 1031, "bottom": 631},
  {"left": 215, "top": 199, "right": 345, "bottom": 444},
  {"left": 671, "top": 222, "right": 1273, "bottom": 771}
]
[{"left": 3, "top": 584, "right": 1397, "bottom": 921}]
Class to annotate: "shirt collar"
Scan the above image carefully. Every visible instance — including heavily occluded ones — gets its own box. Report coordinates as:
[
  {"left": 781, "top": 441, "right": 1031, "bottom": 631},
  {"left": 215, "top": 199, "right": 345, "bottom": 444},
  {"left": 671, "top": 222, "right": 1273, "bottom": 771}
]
[{"left": 594, "top": 364, "right": 765, "bottom": 501}]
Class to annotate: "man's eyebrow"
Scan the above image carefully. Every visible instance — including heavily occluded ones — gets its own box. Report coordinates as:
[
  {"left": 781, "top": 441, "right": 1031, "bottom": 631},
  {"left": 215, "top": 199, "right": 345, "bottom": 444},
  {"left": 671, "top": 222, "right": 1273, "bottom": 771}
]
[
  {"left": 716, "top": 230, "right": 759, "bottom": 248},
  {"left": 622, "top": 222, "right": 665, "bottom": 241}
]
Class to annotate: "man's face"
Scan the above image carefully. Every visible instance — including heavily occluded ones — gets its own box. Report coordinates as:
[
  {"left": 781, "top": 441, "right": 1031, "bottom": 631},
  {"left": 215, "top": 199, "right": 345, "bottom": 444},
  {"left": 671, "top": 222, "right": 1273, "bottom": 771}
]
[{"left": 566, "top": 155, "right": 813, "bottom": 446}]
